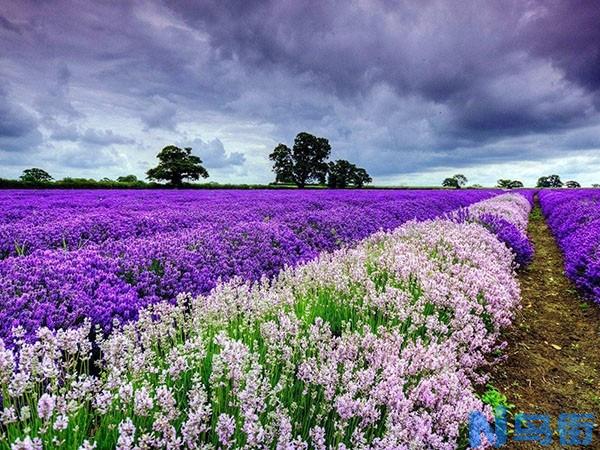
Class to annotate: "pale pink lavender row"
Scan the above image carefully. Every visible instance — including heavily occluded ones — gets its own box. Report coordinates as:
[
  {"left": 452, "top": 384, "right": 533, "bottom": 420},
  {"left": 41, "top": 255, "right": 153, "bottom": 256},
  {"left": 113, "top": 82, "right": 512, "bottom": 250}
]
[
  {"left": 449, "top": 193, "right": 534, "bottom": 268},
  {"left": 0, "top": 189, "right": 498, "bottom": 344},
  {"left": 539, "top": 189, "right": 600, "bottom": 303}
]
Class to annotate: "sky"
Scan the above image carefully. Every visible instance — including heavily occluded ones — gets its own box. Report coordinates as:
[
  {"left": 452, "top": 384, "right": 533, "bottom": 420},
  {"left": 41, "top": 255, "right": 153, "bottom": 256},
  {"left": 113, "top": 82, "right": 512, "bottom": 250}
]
[{"left": 1, "top": 0, "right": 599, "bottom": 186}]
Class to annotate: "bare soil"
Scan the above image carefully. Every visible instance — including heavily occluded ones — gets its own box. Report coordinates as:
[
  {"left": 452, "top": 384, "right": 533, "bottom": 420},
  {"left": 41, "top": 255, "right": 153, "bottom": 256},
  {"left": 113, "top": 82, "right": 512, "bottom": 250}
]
[{"left": 491, "top": 203, "right": 600, "bottom": 449}]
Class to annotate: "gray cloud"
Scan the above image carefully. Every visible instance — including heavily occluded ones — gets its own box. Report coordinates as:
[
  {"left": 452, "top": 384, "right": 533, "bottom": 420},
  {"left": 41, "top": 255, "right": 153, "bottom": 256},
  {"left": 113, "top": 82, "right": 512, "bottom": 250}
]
[
  {"left": 50, "top": 124, "right": 134, "bottom": 146},
  {"left": 189, "top": 137, "right": 246, "bottom": 169},
  {"left": 140, "top": 96, "right": 178, "bottom": 130},
  {"left": 0, "top": 0, "right": 599, "bottom": 183}
]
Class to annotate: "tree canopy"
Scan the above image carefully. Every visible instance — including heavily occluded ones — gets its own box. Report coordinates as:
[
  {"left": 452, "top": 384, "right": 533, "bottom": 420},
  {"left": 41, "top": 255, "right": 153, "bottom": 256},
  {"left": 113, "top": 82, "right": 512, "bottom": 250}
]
[
  {"left": 565, "top": 180, "right": 581, "bottom": 188},
  {"left": 497, "top": 179, "right": 524, "bottom": 189},
  {"left": 146, "top": 146, "right": 209, "bottom": 186},
  {"left": 20, "top": 168, "right": 53, "bottom": 184},
  {"left": 327, "top": 160, "right": 372, "bottom": 188},
  {"left": 117, "top": 174, "right": 139, "bottom": 183},
  {"left": 442, "top": 174, "right": 468, "bottom": 189},
  {"left": 269, "top": 132, "right": 372, "bottom": 188},
  {"left": 536, "top": 174, "right": 563, "bottom": 188},
  {"left": 269, "top": 132, "right": 331, "bottom": 188},
  {"left": 268, "top": 144, "right": 294, "bottom": 184}
]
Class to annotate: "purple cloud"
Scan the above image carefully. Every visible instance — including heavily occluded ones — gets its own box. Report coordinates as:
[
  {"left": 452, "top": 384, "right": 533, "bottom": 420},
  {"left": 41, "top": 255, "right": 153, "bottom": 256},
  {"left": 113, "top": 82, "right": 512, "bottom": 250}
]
[{"left": 0, "top": 0, "right": 599, "bottom": 184}]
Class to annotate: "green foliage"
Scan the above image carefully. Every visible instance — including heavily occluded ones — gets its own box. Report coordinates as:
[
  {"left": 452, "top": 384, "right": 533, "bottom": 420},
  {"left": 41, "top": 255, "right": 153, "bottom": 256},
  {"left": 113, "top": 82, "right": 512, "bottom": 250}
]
[
  {"left": 529, "top": 206, "right": 543, "bottom": 222},
  {"left": 269, "top": 132, "right": 331, "bottom": 188},
  {"left": 292, "top": 132, "right": 331, "bottom": 187},
  {"left": 20, "top": 168, "right": 53, "bottom": 184},
  {"left": 536, "top": 174, "right": 563, "bottom": 188},
  {"left": 480, "top": 385, "right": 515, "bottom": 411},
  {"left": 269, "top": 144, "right": 294, "bottom": 184},
  {"left": 116, "top": 174, "right": 139, "bottom": 183},
  {"left": 497, "top": 179, "right": 524, "bottom": 189},
  {"left": 351, "top": 167, "right": 372, "bottom": 187},
  {"left": 146, "top": 146, "right": 209, "bottom": 185},
  {"left": 327, "top": 159, "right": 372, "bottom": 188},
  {"left": 270, "top": 133, "right": 371, "bottom": 188},
  {"left": 565, "top": 180, "right": 581, "bottom": 188},
  {"left": 442, "top": 174, "right": 468, "bottom": 189}
]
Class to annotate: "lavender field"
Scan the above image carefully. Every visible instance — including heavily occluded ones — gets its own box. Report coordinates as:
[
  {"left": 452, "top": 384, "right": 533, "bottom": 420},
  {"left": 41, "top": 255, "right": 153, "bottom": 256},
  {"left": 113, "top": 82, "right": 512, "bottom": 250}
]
[
  {"left": 0, "top": 189, "right": 502, "bottom": 344},
  {"left": 540, "top": 189, "right": 600, "bottom": 304},
  {"left": 0, "top": 189, "right": 537, "bottom": 449}
]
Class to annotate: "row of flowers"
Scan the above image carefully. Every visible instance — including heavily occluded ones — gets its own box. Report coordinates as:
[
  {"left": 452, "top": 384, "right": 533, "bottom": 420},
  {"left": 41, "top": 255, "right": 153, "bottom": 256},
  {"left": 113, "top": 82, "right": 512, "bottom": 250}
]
[
  {"left": 0, "top": 193, "right": 532, "bottom": 449},
  {"left": 0, "top": 190, "right": 498, "bottom": 345},
  {"left": 539, "top": 189, "right": 600, "bottom": 303},
  {"left": 0, "top": 190, "right": 497, "bottom": 258}
]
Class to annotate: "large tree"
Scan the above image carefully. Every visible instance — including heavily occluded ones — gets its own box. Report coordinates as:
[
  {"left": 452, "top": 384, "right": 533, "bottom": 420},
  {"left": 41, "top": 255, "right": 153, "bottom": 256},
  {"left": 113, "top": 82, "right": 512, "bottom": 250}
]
[
  {"left": 536, "top": 174, "right": 563, "bottom": 188},
  {"left": 327, "top": 160, "right": 372, "bottom": 188},
  {"left": 20, "top": 168, "right": 53, "bottom": 183},
  {"left": 269, "top": 132, "right": 331, "bottom": 188},
  {"left": 442, "top": 174, "right": 468, "bottom": 189},
  {"left": 565, "top": 180, "right": 581, "bottom": 188},
  {"left": 146, "top": 146, "right": 209, "bottom": 186}
]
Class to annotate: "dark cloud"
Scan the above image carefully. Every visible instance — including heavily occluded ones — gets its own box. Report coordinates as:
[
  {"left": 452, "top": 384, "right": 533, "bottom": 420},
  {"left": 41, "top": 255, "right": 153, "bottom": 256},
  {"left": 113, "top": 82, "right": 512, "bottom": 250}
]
[
  {"left": 0, "top": 0, "right": 599, "bottom": 183},
  {"left": 521, "top": 1, "right": 600, "bottom": 94},
  {"left": 0, "top": 14, "right": 21, "bottom": 34},
  {"left": 0, "top": 87, "right": 43, "bottom": 152}
]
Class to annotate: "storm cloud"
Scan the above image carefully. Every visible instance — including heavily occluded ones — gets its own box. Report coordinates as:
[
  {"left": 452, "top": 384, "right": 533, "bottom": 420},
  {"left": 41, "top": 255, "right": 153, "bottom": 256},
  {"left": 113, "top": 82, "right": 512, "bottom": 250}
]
[{"left": 1, "top": 0, "right": 599, "bottom": 185}]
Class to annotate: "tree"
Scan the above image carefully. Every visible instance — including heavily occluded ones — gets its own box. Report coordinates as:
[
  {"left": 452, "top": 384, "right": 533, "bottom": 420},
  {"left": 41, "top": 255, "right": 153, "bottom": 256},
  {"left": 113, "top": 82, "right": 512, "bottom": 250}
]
[
  {"left": 269, "top": 132, "right": 331, "bottom": 188},
  {"left": 565, "top": 180, "right": 581, "bottom": 188},
  {"left": 536, "top": 174, "right": 563, "bottom": 188},
  {"left": 593, "top": 184, "right": 600, "bottom": 188},
  {"left": 20, "top": 168, "right": 53, "bottom": 184},
  {"left": 442, "top": 178, "right": 459, "bottom": 188},
  {"left": 326, "top": 160, "right": 372, "bottom": 188},
  {"left": 351, "top": 167, "right": 372, "bottom": 188},
  {"left": 442, "top": 174, "right": 468, "bottom": 189},
  {"left": 497, "top": 179, "right": 524, "bottom": 189},
  {"left": 146, "top": 146, "right": 209, "bottom": 186},
  {"left": 327, "top": 160, "right": 354, "bottom": 188},
  {"left": 117, "top": 174, "right": 138, "bottom": 183},
  {"left": 268, "top": 144, "right": 294, "bottom": 184}
]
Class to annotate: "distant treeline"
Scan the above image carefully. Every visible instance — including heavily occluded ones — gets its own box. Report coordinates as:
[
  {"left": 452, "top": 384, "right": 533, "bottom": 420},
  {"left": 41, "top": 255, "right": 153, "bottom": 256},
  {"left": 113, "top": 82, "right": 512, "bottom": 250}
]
[
  {"left": 0, "top": 178, "right": 462, "bottom": 190},
  {"left": 0, "top": 178, "right": 318, "bottom": 190},
  {"left": 1, "top": 136, "right": 593, "bottom": 189}
]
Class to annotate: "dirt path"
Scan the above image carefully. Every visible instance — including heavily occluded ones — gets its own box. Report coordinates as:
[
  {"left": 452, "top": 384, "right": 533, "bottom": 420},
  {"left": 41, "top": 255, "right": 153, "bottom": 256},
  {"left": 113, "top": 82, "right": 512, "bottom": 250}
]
[{"left": 491, "top": 202, "right": 600, "bottom": 448}]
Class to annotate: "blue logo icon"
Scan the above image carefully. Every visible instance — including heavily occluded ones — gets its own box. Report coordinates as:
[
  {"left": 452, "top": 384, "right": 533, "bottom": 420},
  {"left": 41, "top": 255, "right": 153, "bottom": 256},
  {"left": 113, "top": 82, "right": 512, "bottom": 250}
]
[{"left": 469, "top": 407, "right": 595, "bottom": 447}]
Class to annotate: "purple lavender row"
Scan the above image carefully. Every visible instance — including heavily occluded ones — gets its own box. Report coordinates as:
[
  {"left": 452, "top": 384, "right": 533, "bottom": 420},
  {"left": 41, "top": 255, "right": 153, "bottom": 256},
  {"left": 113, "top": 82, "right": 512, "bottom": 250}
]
[
  {"left": 539, "top": 189, "right": 600, "bottom": 303},
  {"left": 0, "top": 189, "right": 496, "bottom": 258},
  {"left": 449, "top": 192, "right": 535, "bottom": 268},
  {"left": 0, "top": 190, "right": 497, "bottom": 344}
]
